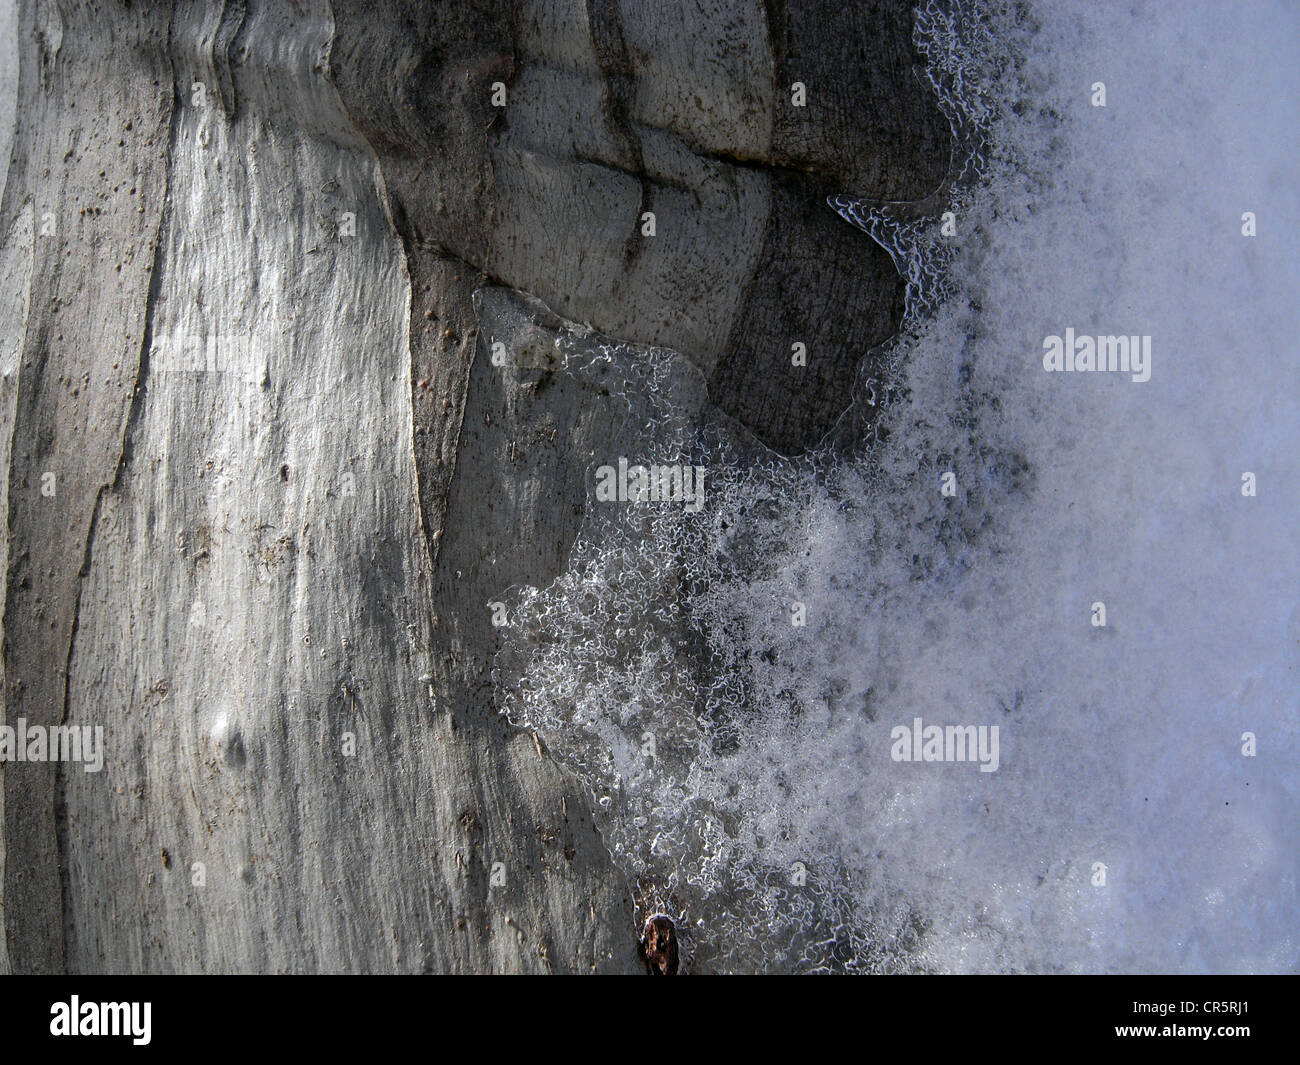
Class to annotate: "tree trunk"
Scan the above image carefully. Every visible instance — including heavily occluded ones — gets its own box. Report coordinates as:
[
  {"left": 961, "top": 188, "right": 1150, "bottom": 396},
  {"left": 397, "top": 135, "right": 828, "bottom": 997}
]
[{"left": 0, "top": 0, "right": 949, "bottom": 973}]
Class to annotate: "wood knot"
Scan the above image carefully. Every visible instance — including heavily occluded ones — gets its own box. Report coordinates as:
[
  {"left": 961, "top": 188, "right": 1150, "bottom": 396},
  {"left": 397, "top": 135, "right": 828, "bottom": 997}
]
[{"left": 639, "top": 915, "right": 679, "bottom": 975}]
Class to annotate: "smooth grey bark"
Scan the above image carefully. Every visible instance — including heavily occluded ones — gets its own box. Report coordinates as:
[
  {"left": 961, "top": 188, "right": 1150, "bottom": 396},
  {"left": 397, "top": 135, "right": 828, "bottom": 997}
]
[{"left": 0, "top": 0, "right": 950, "bottom": 973}]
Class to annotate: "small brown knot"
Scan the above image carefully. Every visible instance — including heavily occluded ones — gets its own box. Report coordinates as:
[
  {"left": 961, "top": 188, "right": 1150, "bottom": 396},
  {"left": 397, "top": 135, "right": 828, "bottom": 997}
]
[{"left": 639, "top": 915, "right": 679, "bottom": 975}]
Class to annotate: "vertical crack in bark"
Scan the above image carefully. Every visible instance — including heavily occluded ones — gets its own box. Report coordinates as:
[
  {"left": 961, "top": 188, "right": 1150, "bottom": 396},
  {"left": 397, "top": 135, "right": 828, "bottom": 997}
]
[
  {"left": 52, "top": 8, "right": 179, "bottom": 970},
  {"left": 428, "top": 314, "right": 476, "bottom": 571},
  {"left": 317, "top": 2, "right": 458, "bottom": 584},
  {"left": 586, "top": 0, "right": 651, "bottom": 275},
  {"left": 212, "top": 0, "right": 249, "bottom": 120}
]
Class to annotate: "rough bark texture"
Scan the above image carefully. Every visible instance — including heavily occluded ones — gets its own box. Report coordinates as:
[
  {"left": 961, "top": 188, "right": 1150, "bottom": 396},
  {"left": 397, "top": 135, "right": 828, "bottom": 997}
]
[{"left": 0, "top": 0, "right": 949, "bottom": 973}]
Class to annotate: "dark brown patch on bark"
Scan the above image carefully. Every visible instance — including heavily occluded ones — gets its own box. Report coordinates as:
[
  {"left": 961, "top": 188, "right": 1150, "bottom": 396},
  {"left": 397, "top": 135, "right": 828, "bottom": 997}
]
[{"left": 640, "top": 914, "right": 680, "bottom": 975}]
